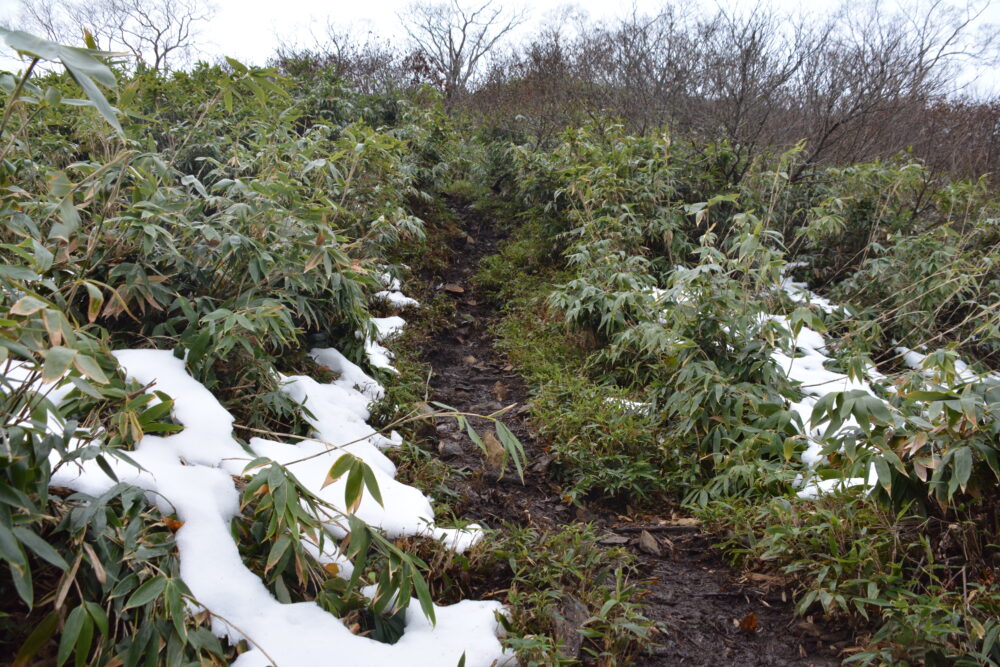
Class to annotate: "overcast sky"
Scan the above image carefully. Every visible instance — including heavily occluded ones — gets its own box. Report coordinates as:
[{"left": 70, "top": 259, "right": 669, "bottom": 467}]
[{"left": 0, "top": 0, "right": 997, "bottom": 94}]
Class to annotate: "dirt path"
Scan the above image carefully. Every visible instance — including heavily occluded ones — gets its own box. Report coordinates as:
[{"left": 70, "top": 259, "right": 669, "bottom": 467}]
[{"left": 420, "top": 203, "right": 844, "bottom": 666}]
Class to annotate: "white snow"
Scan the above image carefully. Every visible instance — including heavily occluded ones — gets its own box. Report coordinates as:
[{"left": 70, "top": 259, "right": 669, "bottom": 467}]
[
  {"left": 374, "top": 273, "right": 420, "bottom": 309},
  {"left": 251, "top": 370, "right": 483, "bottom": 551},
  {"left": 38, "top": 344, "right": 507, "bottom": 666},
  {"left": 896, "top": 345, "right": 1000, "bottom": 384},
  {"left": 781, "top": 273, "right": 839, "bottom": 315},
  {"left": 374, "top": 290, "right": 420, "bottom": 309},
  {"left": 364, "top": 316, "right": 407, "bottom": 371},
  {"left": 767, "top": 315, "right": 881, "bottom": 467}
]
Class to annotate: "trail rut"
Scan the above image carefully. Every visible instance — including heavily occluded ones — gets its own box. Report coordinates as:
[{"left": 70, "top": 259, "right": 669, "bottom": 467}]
[{"left": 418, "top": 203, "right": 845, "bottom": 666}]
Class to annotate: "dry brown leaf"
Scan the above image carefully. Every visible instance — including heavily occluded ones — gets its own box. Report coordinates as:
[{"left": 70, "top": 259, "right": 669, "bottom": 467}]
[
  {"left": 163, "top": 517, "right": 185, "bottom": 532},
  {"left": 739, "top": 612, "right": 759, "bottom": 632},
  {"left": 444, "top": 283, "right": 465, "bottom": 293},
  {"left": 492, "top": 381, "right": 509, "bottom": 402},
  {"left": 668, "top": 517, "right": 701, "bottom": 527},
  {"left": 483, "top": 430, "right": 505, "bottom": 469}
]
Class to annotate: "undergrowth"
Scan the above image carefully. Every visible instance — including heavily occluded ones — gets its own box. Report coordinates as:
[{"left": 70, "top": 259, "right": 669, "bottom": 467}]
[{"left": 475, "top": 124, "right": 1000, "bottom": 664}]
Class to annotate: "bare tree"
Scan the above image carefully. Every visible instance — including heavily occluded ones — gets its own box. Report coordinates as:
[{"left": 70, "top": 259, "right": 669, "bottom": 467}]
[
  {"left": 17, "top": 0, "right": 214, "bottom": 72},
  {"left": 400, "top": 0, "right": 525, "bottom": 101}
]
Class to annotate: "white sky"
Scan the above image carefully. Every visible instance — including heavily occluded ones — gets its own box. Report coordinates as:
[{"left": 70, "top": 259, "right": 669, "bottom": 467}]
[{"left": 0, "top": 0, "right": 997, "bottom": 94}]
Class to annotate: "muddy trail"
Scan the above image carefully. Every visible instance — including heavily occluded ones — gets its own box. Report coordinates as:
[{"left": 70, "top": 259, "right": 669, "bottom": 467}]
[{"left": 419, "top": 203, "right": 845, "bottom": 666}]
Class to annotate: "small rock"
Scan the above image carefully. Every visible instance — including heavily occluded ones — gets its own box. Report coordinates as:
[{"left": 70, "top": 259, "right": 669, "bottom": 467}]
[
  {"left": 444, "top": 283, "right": 465, "bottom": 294},
  {"left": 462, "top": 355, "right": 478, "bottom": 365},
  {"left": 438, "top": 439, "right": 464, "bottom": 458},
  {"left": 435, "top": 422, "right": 457, "bottom": 436},
  {"left": 530, "top": 454, "right": 553, "bottom": 475},
  {"left": 553, "top": 594, "right": 588, "bottom": 659},
  {"left": 638, "top": 530, "right": 662, "bottom": 556}
]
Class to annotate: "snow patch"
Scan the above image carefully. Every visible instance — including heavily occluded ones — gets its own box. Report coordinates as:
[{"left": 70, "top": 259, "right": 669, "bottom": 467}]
[{"left": 44, "top": 348, "right": 505, "bottom": 665}]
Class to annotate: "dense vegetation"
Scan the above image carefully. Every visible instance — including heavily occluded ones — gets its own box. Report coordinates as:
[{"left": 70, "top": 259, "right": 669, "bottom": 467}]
[{"left": 1, "top": 1, "right": 999, "bottom": 664}]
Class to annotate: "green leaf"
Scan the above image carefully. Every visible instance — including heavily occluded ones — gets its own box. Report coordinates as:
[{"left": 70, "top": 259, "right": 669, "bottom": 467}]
[
  {"left": 69, "top": 376, "right": 103, "bottom": 399},
  {"left": 83, "top": 282, "right": 104, "bottom": 323},
  {"left": 73, "top": 353, "right": 109, "bottom": 384},
  {"left": 57, "top": 605, "right": 86, "bottom": 666},
  {"left": 73, "top": 611, "right": 93, "bottom": 667},
  {"left": 782, "top": 436, "right": 796, "bottom": 461},
  {"left": 411, "top": 567, "right": 436, "bottom": 626},
  {"left": 0, "top": 265, "right": 39, "bottom": 281},
  {"left": 9, "top": 295, "right": 47, "bottom": 316},
  {"left": 123, "top": 574, "right": 167, "bottom": 610},
  {"left": 8, "top": 559, "right": 33, "bottom": 607},
  {"left": 12, "top": 527, "right": 69, "bottom": 570},
  {"left": 12, "top": 610, "right": 58, "bottom": 666},
  {"left": 952, "top": 447, "right": 973, "bottom": 493},
  {"left": 322, "top": 453, "right": 354, "bottom": 489},
  {"left": 0, "top": 523, "right": 26, "bottom": 564},
  {"left": 265, "top": 534, "right": 292, "bottom": 574},
  {"left": 95, "top": 455, "right": 118, "bottom": 482},
  {"left": 360, "top": 462, "right": 384, "bottom": 507},
  {"left": 62, "top": 58, "right": 122, "bottom": 135},
  {"left": 874, "top": 456, "right": 892, "bottom": 494},
  {"left": 345, "top": 463, "right": 364, "bottom": 514},
  {"left": 0, "top": 28, "right": 60, "bottom": 60},
  {"left": 84, "top": 601, "right": 108, "bottom": 636},
  {"left": 495, "top": 421, "right": 526, "bottom": 481},
  {"left": 164, "top": 580, "right": 187, "bottom": 639},
  {"left": 42, "top": 346, "right": 76, "bottom": 383},
  {"left": 906, "top": 390, "right": 959, "bottom": 402}
]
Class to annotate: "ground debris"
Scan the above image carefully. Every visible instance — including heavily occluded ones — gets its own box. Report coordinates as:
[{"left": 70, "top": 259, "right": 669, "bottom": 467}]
[{"left": 639, "top": 530, "right": 662, "bottom": 556}]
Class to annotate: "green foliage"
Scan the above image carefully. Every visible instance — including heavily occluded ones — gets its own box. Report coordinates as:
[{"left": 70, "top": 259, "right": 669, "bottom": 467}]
[
  {"left": 700, "top": 493, "right": 1000, "bottom": 664},
  {"left": 494, "top": 524, "right": 653, "bottom": 666},
  {"left": 0, "top": 30, "right": 463, "bottom": 662},
  {"left": 481, "top": 113, "right": 1000, "bottom": 664}
]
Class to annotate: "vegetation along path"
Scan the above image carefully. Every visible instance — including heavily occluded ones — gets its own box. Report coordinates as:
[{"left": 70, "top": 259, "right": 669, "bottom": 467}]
[{"left": 419, "top": 202, "right": 843, "bottom": 665}]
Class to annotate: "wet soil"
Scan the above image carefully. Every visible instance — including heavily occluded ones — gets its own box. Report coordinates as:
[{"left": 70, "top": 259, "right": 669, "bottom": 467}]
[{"left": 419, "top": 202, "right": 845, "bottom": 666}]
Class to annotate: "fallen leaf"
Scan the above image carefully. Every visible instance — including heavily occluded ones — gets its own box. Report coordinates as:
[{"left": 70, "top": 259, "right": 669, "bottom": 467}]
[
  {"left": 739, "top": 612, "right": 759, "bottom": 632},
  {"left": 502, "top": 363, "right": 515, "bottom": 371},
  {"left": 444, "top": 283, "right": 465, "bottom": 293},
  {"left": 483, "top": 430, "right": 505, "bottom": 469},
  {"left": 747, "top": 572, "right": 784, "bottom": 586},
  {"left": 463, "top": 355, "right": 478, "bottom": 365},
  {"left": 492, "top": 381, "right": 509, "bottom": 402},
  {"left": 163, "top": 517, "right": 185, "bottom": 532},
  {"left": 599, "top": 534, "right": 630, "bottom": 545},
  {"left": 668, "top": 517, "right": 701, "bottom": 527}
]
